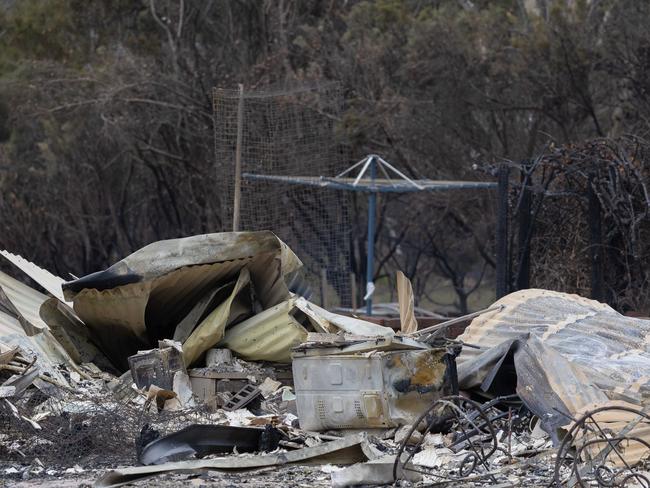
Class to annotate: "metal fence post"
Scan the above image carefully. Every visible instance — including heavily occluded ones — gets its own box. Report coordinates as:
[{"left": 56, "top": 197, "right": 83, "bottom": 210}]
[{"left": 496, "top": 165, "right": 510, "bottom": 299}]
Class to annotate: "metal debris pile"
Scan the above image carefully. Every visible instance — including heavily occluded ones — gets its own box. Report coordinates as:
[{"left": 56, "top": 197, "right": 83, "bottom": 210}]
[
  {"left": 390, "top": 398, "right": 650, "bottom": 487},
  {"left": 1, "top": 232, "right": 650, "bottom": 487}
]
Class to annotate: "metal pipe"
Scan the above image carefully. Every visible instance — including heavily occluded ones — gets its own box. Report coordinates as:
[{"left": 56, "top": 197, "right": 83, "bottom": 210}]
[
  {"left": 376, "top": 156, "right": 425, "bottom": 190},
  {"left": 409, "top": 305, "right": 504, "bottom": 337},
  {"left": 335, "top": 156, "right": 369, "bottom": 178},
  {"left": 366, "top": 156, "right": 377, "bottom": 315},
  {"left": 495, "top": 165, "right": 510, "bottom": 298},
  {"left": 242, "top": 173, "right": 498, "bottom": 192},
  {"left": 353, "top": 155, "right": 373, "bottom": 186}
]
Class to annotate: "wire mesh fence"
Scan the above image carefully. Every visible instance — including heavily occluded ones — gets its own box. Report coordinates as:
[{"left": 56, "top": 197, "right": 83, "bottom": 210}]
[{"left": 213, "top": 82, "right": 352, "bottom": 307}]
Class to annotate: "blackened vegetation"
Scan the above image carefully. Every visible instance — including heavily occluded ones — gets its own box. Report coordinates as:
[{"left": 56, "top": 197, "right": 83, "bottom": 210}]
[{"left": 498, "top": 137, "right": 650, "bottom": 313}]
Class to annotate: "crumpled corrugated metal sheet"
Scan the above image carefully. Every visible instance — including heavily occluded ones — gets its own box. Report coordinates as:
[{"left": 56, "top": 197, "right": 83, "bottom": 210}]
[
  {"left": 0, "top": 270, "right": 50, "bottom": 335},
  {"left": 456, "top": 288, "right": 650, "bottom": 431},
  {"left": 0, "top": 252, "right": 113, "bottom": 369},
  {"left": 0, "top": 271, "right": 74, "bottom": 385},
  {"left": 1, "top": 233, "right": 396, "bottom": 372},
  {"left": 293, "top": 298, "right": 395, "bottom": 338},
  {"left": 0, "top": 305, "right": 28, "bottom": 339},
  {"left": 62, "top": 231, "right": 300, "bottom": 295},
  {"left": 220, "top": 298, "right": 309, "bottom": 363},
  {"left": 0, "top": 329, "right": 72, "bottom": 386},
  {"left": 218, "top": 296, "right": 400, "bottom": 364},
  {"left": 0, "top": 250, "right": 69, "bottom": 304},
  {"left": 183, "top": 268, "right": 252, "bottom": 366},
  {"left": 96, "top": 432, "right": 374, "bottom": 487},
  {"left": 62, "top": 231, "right": 302, "bottom": 370}
]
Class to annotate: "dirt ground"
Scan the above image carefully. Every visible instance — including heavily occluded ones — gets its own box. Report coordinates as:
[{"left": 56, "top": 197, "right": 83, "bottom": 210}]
[
  {"left": 2, "top": 463, "right": 558, "bottom": 488},
  {"left": 2, "top": 465, "right": 333, "bottom": 488}
]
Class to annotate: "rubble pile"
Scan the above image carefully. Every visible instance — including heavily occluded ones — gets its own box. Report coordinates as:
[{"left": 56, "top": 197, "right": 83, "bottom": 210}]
[{"left": 1, "top": 231, "right": 650, "bottom": 487}]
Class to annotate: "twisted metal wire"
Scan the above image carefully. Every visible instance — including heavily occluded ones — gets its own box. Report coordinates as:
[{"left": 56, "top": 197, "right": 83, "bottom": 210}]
[
  {"left": 553, "top": 405, "right": 650, "bottom": 487},
  {"left": 393, "top": 395, "right": 517, "bottom": 484}
]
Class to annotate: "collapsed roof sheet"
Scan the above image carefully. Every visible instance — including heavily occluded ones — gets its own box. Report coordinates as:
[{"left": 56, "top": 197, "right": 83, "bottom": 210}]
[
  {"left": 0, "top": 270, "right": 50, "bottom": 335},
  {"left": 0, "top": 271, "right": 75, "bottom": 385},
  {"left": 62, "top": 231, "right": 302, "bottom": 370},
  {"left": 293, "top": 298, "right": 394, "bottom": 338},
  {"left": 220, "top": 298, "right": 309, "bottom": 363},
  {"left": 63, "top": 231, "right": 299, "bottom": 294},
  {"left": 0, "top": 250, "right": 68, "bottom": 304},
  {"left": 456, "top": 289, "right": 650, "bottom": 431}
]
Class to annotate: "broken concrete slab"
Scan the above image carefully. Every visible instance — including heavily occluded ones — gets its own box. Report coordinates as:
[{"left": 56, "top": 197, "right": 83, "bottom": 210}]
[
  {"left": 223, "top": 384, "right": 260, "bottom": 411},
  {"left": 187, "top": 365, "right": 292, "bottom": 410}
]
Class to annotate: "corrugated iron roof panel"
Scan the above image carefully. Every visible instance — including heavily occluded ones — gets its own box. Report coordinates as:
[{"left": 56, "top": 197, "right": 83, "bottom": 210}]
[
  {"left": 0, "top": 250, "right": 67, "bottom": 303},
  {"left": 456, "top": 288, "right": 650, "bottom": 430},
  {"left": 0, "top": 270, "right": 49, "bottom": 333}
]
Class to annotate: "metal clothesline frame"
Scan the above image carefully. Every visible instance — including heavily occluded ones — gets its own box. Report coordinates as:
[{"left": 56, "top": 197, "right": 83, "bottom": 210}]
[{"left": 243, "top": 154, "right": 497, "bottom": 315}]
